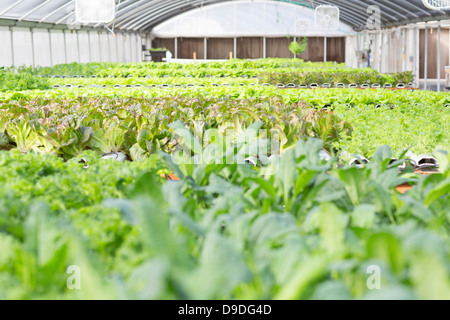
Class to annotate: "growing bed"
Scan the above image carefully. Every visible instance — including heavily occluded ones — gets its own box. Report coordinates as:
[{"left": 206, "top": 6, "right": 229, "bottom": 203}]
[{"left": 0, "top": 59, "right": 448, "bottom": 300}]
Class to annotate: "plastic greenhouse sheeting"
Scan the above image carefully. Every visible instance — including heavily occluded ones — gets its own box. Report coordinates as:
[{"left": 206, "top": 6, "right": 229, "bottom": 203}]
[
  {"left": 151, "top": 1, "right": 355, "bottom": 38},
  {"left": 0, "top": 0, "right": 449, "bottom": 32}
]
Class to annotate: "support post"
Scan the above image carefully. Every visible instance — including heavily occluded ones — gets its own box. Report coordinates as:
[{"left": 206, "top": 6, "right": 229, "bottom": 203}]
[
  {"left": 415, "top": 27, "right": 419, "bottom": 87},
  {"left": 394, "top": 31, "right": 398, "bottom": 73},
  {"left": 63, "top": 30, "right": 68, "bottom": 64},
  {"left": 115, "top": 33, "right": 119, "bottom": 63},
  {"left": 356, "top": 34, "right": 360, "bottom": 68},
  {"left": 402, "top": 29, "right": 406, "bottom": 72},
  {"left": 88, "top": 31, "right": 92, "bottom": 63},
  {"left": 263, "top": 37, "right": 266, "bottom": 59},
  {"left": 293, "top": 36, "right": 297, "bottom": 59},
  {"left": 424, "top": 26, "right": 428, "bottom": 91},
  {"left": 387, "top": 32, "right": 390, "bottom": 72},
  {"left": 48, "top": 29, "right": 53, "bottom": 67},
  {"left": 437, "top": 24, "right": 441, "bottom": 91},
  {"left": 30, "top": 28, "right": 35, "bottom": 67},
  {"left": 106, "top": 32, "right": 111, "bottom": 62},
  {"left": 76, "top": 30, "right": 81, "bottom": 63},
  {"left": 98, "top": 31, "right": 103, "bottom": 62},
  {"left": 9, "top": 27, "right": 14, "bottom": 67},
  {"left": 174, "top": 37, "right": 178, "bottom": 59}
]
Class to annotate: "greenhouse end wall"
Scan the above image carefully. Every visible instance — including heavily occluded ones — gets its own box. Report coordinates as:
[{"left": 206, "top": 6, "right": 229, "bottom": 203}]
[{"left": 152, "top": 37, "right": 346, "bottom": 62}]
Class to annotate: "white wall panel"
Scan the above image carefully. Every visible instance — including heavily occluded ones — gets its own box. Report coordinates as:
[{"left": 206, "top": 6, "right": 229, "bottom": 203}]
[
  {"left": 381, "top": 32, "right": 389, "bottom": 73},
  {"left": 123, "top": 33, "right": 132, "bottom": 62},
  {"left": 12, "top": 27, "right": 33, "bottom": 67},
  {"left": 77, "top": 31, "right": 91, "bottom": 63},
  {"left": 130, "top": 33, "right": 137, "bottom": 62},
  {"left": 136, "top": 34, "right": 142, "bottom": 62},
  {"left": 406, "top": 29, "right": 416, "bottom": 73},
  {"left": 0, "top": 27, "right": 13, "bottom": 67},
  {"left": 0, "top": 25, "right": 144, "bottom": 66},
  {"left": 99, "top": 32, "right": 110, "bottom": 62},
  {"left": 116, "top": 33, "right": 125, "bottom": 62},
  {"left": 33, "top": 29, "right": 52, "bottom": 67},
  {"left": 345, "top": 35, "right": 358, "bottom": 68},
  {"left": 50, "top": 30, "right": 66, "bottom": 65},
  {"left": 64, "top": 30, "right": 79, "bottom": 63},
  {"left": 108, "top": 33, "right": 118, "bottom": 62},
  {"left": 89, "top": 31, "right": 101, "bottom": 62},
  {"left": 389, "top": 31, "right": 403, "bottom": 73},
  {"left": 371, "top": 33, "right": 381, "bottom": 72}
]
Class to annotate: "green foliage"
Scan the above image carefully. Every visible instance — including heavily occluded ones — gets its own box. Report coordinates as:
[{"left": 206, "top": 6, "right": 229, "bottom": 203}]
[
  {"left": 0, "top": 141, "right": 448, "bottom": 299},
  {"left": 19, "top": 59, "right": 345, "bottom": 78},
  {"left": 289, "top": 37, "right": 308, "bottom": 56},
  {"left": 0, "top": 96, "right": 352, "bottom": 159},
  {"left": 17, "top": 63, "right": 116, "bottom": 77},
  {"left": 331, "top": 99, "right": 449, "bottom": 158},
  {"left": 0, "top": 59, "right": 447, "bottom": 300},
  {"left": 258, "top": 68, "right": 413, "bottom": 86},
  {"left": 0, "top": 70, "right": 51, "bottom": 92}
]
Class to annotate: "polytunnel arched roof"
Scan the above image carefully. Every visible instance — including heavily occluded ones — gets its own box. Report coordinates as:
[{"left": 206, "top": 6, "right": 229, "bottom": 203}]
[
  {"left": 0, "top": 0, "right": 449, "bottom": 32},
  {"left": 151, "top": 1, "right": 356, "bottom": 38}
]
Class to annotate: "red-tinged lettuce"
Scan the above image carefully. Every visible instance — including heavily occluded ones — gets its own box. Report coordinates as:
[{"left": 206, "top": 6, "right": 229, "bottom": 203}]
[
  {"left": 44, "top": 126, "right": 93, "bottom": 159},
  {"left": 89, "top": 119, "right": 135, "bottom": 155}
]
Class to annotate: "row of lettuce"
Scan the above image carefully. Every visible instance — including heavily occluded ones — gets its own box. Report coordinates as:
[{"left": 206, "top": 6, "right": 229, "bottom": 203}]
[
  {"left": 0, "top": 59, "right": 448, "bottom": 300},
  {"left": 2, "top": 60, "right": 414, "bottom": 92},
  {"left": 2, "top": 59, "right": 348, "bottom": 77},
  {"left": 0, "top": 139, "right": 448, "bottom": 299},
  {"left": 0, "top": 96, "right": 351, "bottom": 161},
  {"left": 0, "top": 87, "right": 447, "bottom": 159},
  {"left": 46, "top": 74, "right": 413, "bottom": 88}
]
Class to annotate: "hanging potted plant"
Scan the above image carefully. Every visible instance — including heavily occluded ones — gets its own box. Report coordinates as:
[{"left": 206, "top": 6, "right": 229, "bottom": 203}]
[
  {"left": 288, "top": 36, "right": 308, "bottom": 59},
  {"left": 149, "top": 47, "right": 169, "bottom": 62}
]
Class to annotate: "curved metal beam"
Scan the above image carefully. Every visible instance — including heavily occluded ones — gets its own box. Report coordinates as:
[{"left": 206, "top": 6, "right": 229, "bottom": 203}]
[
  {"left": 116, "top": 0, "right": 192, "bottom": 29},
  {"left": 322, "top": 0, "right": 401, "bottom": 26},
  {"left": 120, "top": 1, "right": 195, "bottom": 30},
  {"left": 368, "top": 0, "right": 416, "bottom": 19},
  {"left": 39, "top": 0, "right": 74, "bottom": 23},
  {"left": 19, "top": 0, "right": 52, "bottom": 21},
  {"left": 406, "top": 0, "right": 443, "bottom": 15},
  {"left": 94, "top": 0, "right": 145, "bottom": 28},
  {"left": 109, "top": 0, "right": 167, "bottom": 28},
  {"left": 0, "top": 0, "right": 25, "bottom": 16},
  {"left": 1, "top": 0, "right": 448, "bottom": 31},
  {"left": 123, "top": 0, "right": 222, "bottom": 31},
  {"left": 138, "top": 0, "right": 365, "bottom": 32}
]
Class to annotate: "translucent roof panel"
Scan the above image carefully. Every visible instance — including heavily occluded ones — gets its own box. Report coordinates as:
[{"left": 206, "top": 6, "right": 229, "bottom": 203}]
[
  {"left": 0, "top": 0, "right": 449, "bottom": 30},
  {"left": 0, "top": 0, "right": 75, "bottom": 23},
  {"left": 31, "top": 0, "right": 74, "bottom": 23},
  {"left": 4, "top": 0, "right": 51, "bottom": 17},
  {"left": 152, "top": 1, "right": 355, "bottom": 37}
]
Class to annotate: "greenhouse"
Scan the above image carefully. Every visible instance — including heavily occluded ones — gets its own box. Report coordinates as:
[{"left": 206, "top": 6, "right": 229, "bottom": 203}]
[{"left": 0, "top": 0, "right": 449, "bottom": 301}]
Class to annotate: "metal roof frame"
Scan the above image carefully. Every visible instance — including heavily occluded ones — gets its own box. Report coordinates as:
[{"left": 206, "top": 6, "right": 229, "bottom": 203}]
[
  {"left": 0, "top": 0, "right": 448, "bottom": 31},
  {"left": 124, "top": 0, "right": 224, "bottom": 31}
]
